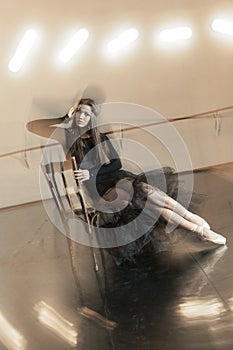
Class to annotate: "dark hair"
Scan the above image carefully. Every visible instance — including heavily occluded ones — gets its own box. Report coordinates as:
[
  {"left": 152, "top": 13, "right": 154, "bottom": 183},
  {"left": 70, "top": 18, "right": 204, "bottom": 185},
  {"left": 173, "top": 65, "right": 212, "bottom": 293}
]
[
  {"left": 77, "top": 98, "right": 99, "bottom": 116},
  {"left": 69, "top": 97, "right": 108, "bottom": 165}
]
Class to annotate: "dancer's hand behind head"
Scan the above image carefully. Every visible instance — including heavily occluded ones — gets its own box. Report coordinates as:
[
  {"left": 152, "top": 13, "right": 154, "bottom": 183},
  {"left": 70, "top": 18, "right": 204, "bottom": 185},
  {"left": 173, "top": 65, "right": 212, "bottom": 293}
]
[{"left": 68, "top": 106, "right": 76, "bottom": 118}]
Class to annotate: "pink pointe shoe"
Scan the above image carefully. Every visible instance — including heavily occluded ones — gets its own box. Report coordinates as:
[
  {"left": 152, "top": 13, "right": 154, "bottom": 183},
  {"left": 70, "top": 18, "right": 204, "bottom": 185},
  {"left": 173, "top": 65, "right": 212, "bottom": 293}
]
[{"left": 195, "top": 226, "right": 226, "bottom": 245}]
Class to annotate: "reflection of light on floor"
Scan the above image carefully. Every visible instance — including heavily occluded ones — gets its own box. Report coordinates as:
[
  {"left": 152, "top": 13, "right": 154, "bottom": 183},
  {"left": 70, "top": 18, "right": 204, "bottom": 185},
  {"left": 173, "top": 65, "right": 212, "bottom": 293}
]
[
  {"left": 209, "top": 319, "right": 233, "bottom": 347},
  {"left": 227, "top": 297, "right": 233, "bottom": 311},
  {"left": 0, "top": 313, "right": 26, "bottom": 350},
  {"left": 178, "top": 297, "right": 225, "bottom": 321},
  {"left": 35, "top": 301, "right": 78, "bottom": 347}
]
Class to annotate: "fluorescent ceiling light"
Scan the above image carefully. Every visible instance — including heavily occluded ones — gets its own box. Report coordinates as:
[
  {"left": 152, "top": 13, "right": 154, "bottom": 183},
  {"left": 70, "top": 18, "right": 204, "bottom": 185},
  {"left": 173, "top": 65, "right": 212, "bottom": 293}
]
[
  {"left": 107, "top": 28, "right": 139, "bottom": 52},
  {"left": 8, "top": 29, "right": 37, "bottom": 73},
  {"left": 159, "top": 26, "right": 192, "bottom": 42},
  {"left": 212, "top": 18, "right": 233, "bottom": 36},
  {"left": 59, "top": 29, "right": 89, "bottom": 62}
]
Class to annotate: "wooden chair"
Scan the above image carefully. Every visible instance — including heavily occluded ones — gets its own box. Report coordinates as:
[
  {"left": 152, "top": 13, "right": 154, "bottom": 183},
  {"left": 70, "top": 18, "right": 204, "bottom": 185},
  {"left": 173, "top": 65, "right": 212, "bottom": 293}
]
[
  {"left": 40, "top": 154, "right": 103, "bottom": 272},
  {"left": 41, "top": 157, "right": 99, "bottom": 227}
]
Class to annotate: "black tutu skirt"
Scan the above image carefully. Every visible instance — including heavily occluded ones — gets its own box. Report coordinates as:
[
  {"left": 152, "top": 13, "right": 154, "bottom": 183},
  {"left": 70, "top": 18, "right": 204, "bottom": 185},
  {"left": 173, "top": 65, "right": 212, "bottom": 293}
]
[{"left": 83, "top": 167, "right": 206, "bottom": 266}]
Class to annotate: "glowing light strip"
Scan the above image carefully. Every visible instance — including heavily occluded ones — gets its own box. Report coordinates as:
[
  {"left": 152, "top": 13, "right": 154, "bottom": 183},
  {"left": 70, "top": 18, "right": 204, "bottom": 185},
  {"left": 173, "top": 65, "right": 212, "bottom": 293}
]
[
  {"left": 212, "top": 18, "right": 233, "bottom": 36},
  {"left": 35, "top": 301, "right": 78, "bottom": 346},
  {"left": 107, "top": 28, "right": 139, "bottom": 52},
  {"left": 8, "top": 29, "right": 37, "bottom": 73},
  {"left": 159, "top": 26, "right": 192, "bottom": 42},
  {"left": 0, "top": 312, "right": 26, "bottom": 350},
  {"left": 178, "top": 298, "right": 224, "bottom": 319},
  {"left": 59, "top": 29, "right": 89, "bottom": 62}
]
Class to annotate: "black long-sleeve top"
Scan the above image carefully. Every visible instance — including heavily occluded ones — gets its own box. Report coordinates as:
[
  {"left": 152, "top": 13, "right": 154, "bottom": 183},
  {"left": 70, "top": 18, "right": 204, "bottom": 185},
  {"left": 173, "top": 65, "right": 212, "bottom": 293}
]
[
  {"left": 69, "top": 132, "right": 133, "bottom": 197},
  {"left": 72, "top": 133, "right": 122, "bottom": 177},
  {"left": 26, "top": 113, "right": 135, "bottom": 196}
]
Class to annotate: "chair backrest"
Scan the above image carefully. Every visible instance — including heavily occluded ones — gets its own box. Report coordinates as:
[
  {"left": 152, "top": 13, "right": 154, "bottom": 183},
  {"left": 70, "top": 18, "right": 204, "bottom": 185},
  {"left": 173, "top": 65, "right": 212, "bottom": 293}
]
[
  {"left": 41, "top": 156, "right": 96, "bottom": 231},
  {"left": 40, "top": 161, "right": 68, "bottom": 215}
]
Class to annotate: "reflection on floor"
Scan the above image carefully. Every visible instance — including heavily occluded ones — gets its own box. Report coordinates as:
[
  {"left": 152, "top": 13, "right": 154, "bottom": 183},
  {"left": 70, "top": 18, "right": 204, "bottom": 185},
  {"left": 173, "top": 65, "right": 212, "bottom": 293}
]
[{"left": 0, "top": 164, "right": 232, "bottom": 350}]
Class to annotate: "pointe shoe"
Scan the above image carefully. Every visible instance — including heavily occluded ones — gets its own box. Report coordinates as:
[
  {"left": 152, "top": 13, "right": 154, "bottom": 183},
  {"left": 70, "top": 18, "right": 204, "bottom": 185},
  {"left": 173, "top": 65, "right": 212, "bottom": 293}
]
[
  {"left": 195, "top": 227, "right": 226, "bottom": 245},
  {"left": 202, "top": 220, "right": 210, "bottom": 230}
]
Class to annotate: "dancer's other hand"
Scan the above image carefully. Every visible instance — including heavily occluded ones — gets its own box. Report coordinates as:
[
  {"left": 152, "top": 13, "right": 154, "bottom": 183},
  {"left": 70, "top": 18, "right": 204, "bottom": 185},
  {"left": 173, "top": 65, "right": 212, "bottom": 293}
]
[{"left": 74, "top": 169, "right": 90, "bottom": 182}]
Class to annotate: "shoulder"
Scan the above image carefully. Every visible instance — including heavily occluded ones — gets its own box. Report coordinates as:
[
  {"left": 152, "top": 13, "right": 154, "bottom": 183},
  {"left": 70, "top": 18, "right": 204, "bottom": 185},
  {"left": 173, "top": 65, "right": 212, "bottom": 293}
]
[
  {"left": 100, "top": 133, "right": 116, "bottom": 147},
  {"left": 100, "top": 133, "right": 110, "bottom": 141}
]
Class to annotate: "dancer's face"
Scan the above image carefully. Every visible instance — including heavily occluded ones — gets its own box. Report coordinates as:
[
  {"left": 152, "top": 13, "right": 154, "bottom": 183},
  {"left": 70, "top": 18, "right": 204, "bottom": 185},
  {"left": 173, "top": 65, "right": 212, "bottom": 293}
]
[{"left": 75, "top": 104, "right": 92, "bottom": 128}]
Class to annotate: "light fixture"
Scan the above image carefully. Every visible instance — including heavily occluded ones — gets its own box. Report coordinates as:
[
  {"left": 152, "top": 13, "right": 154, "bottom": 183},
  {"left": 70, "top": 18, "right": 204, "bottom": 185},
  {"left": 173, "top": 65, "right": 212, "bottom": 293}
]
[
  {"left": 212, "top": 18, "right": 233, "bottom": 36},
  {"left": 8, "top": 29, "right": 38, "bottom": 73},
  {"left": 107, "top": 28, "right": 139, "bottom": 52},
  {"left": 159, "top": 26, "right": 192, "bottom": 42},
  {"left": 59, "top": 28, "right": 89, "bottom": 62}
]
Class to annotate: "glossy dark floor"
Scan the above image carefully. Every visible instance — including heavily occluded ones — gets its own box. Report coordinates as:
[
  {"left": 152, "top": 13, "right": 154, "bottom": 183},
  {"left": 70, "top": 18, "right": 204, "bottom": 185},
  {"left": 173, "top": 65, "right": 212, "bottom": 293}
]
[{"left": 0, "top": 164, "right": 232, "bottom": 350}]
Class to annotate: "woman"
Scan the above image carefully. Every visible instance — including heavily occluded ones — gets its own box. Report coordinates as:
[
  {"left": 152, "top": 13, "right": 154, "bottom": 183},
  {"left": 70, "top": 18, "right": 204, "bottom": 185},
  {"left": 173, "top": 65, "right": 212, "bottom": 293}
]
[
  {"left": 62, "top": 98, "right": 226, "bottom": 248},
  {"left": 27, "top": 97, "right": 226, "bottom": 255}
]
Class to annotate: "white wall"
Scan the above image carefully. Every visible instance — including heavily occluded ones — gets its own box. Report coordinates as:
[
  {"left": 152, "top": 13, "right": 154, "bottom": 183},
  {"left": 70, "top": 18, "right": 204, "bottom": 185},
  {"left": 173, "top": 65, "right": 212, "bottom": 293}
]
[
  {"left": 1, "top": 0, "right": 233, "bottom": 207},
  {"left": 1, "top": 111, "right": 232, "bottom": 208}
]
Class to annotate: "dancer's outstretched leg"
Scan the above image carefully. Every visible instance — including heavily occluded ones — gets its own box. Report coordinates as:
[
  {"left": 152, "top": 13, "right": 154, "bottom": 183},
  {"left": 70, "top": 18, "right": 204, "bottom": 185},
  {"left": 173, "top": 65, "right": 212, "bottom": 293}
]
[
  {"left": 102, "top": 181, "right": 226, "bottom": 245},
  {"left": 149, "top": 205, "right": 226, "bottom": 245},
  {"left": 147, "top": 186, "right": 210, "bottom": 229}
]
